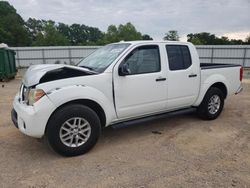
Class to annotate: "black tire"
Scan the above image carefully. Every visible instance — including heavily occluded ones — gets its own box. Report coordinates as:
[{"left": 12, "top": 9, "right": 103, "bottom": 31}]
[
  {"left": 46, "top": 104, "right": 101, "bottom": 156},
  {"left": 197, "top": 87, "right": 225, "bottom": 120}
]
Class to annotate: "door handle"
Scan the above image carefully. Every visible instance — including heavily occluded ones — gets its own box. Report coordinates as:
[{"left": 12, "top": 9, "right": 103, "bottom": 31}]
[
  {"left": 156, "top": 77, "right": 166, "bottom": 81},
  {"left": 188, "top": 74, "right": 197, "bottom": 78}
]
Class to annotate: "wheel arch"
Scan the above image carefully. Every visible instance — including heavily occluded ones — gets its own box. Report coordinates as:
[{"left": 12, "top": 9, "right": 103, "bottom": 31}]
[
  {"left": 193, "top": 81, "right": 228, "bottom": 107},
  {"left": 209, "top": 82, "right": 227, "bottom": 99},
  {"left": 45, "top": 99, "right": 107, "bottom": 134}
]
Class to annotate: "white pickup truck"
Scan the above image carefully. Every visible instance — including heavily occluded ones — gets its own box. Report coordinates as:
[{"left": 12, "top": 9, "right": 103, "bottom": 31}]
[{"left": 11, "top": 41, "right": 243, "bottom": 156}]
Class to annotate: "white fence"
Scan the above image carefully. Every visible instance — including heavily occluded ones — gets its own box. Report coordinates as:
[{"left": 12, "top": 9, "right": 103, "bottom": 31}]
[
  {"left": 11, "top": 45, "right": 250, "bottom": 68},
  {"left": 196, "top": 45, "right": 250, "bottom": 67},
  {"left": 12, "top": 46, "right": 100, "bottom": 68}
]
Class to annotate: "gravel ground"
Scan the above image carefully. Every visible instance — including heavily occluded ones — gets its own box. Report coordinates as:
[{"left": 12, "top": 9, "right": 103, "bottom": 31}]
[{"left": 0, "top": 74, "right": 250, "bottom": 188}]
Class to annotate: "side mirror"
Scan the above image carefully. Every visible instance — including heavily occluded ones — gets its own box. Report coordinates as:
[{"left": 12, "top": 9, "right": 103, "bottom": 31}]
[{"left": 118, "top": 63, "right": 131, "bottom": 76}]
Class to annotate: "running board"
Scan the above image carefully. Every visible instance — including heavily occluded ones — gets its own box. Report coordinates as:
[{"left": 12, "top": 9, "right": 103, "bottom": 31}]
[{"left": 111, "top": 108, "right": 196, "bottom": 129}]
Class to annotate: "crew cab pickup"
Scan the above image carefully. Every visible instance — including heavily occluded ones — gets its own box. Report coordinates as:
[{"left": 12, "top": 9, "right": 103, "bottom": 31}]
[{"left": 11, "top": 41, "right": 243, "bottom": 156}]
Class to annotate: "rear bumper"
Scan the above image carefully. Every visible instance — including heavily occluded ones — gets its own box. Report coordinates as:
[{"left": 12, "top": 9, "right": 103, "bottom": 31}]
[
  {"left": 12, "top": 94, "right": 56, "bottom": 138},
  {"left": 235, "top": 85, "right": 243, "bottom": 95}
]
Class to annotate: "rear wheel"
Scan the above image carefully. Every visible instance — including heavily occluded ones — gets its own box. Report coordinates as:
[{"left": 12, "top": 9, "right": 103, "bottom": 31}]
[
  {"left": 197, "top": 87, "right": 225, "bottom": 120},
  {"left": 46, "top": 104, "right": 101, "bottom": 156}
]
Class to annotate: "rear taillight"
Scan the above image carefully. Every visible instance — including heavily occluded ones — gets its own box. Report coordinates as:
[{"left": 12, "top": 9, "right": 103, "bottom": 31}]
[{"left": 240, "top": 66, "right": 243, "bottom": 81}]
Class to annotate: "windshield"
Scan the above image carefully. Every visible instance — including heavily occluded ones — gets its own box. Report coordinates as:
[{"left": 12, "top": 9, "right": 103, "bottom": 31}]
[{"left": 78, "top": 43, "right": 131, "bottom": 72}]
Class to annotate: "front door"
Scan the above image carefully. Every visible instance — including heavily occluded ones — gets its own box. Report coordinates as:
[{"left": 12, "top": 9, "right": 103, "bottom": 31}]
[{"left": 113, "top": 45, "right": 168, "bottom": 119}]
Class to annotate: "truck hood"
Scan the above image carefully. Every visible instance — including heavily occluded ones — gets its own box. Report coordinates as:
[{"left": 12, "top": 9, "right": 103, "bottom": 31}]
[{"left": 23, "top": 64, "right": 94, "bottom": 87}]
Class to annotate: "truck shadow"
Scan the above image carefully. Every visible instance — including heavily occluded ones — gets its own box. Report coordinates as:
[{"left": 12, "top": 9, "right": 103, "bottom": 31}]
[{"left": 100, "top": 108, "right": 198, "bottom": 142}]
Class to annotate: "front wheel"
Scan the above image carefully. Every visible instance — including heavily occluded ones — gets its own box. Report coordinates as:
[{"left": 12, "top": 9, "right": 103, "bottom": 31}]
[
  {"left": 46, "top": 104, "right": 101, "bottom": 156},
  {"left": 197, "top": 87, "right": 225, "bottom": 120}
]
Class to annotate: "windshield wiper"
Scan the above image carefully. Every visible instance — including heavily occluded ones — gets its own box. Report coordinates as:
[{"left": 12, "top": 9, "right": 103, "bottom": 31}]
[
  {"left": 79, "top": 65, "right": 99, "bottom": 74},
  {"left": 80, "top": 65, "right": 94, "bottom": 70}
]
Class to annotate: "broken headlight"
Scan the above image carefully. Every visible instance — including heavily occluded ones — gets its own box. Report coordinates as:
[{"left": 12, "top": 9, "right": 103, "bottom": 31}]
[{"left": 27, "top": 89, "right": 45, "bottom": 105}]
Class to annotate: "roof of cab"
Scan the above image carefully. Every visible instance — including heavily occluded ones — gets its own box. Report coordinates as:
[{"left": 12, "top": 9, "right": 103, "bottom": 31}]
[{"left": 115, "top": 40, "right": 191, "bottom": 46}]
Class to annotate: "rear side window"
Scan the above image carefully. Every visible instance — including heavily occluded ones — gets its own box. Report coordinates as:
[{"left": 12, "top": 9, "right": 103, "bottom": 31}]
[{"left": 166, "top": 45, "right": 192, "bottom": 71}]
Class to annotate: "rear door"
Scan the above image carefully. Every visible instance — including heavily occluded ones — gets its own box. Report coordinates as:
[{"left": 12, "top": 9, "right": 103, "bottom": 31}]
[
  {"left": 165, "top": 44, "right": 200, "bottom": 109},
  {"left": 113, "top": 44, "right": 168, "bottom": 119}
]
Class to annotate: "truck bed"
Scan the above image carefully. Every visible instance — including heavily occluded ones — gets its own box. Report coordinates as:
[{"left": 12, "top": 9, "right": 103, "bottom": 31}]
[
  {"left": 198, "top": 63, "right": 242, "bottom": 103},
  {"left": 200, "top": 63, "right": 241, "bottom": 70}
]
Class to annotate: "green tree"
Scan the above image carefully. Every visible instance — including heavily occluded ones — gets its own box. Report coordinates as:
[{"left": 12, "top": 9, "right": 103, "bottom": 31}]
[
  {"left": 189, "top": 37, "right": 203, "bottom": 45},
  {"left": 215, "top": 36, "right": 229, "bottom": 45},
  {"left": 68, "top": 24, "right": 88, "bottom": 45},
  {"left": 85, "top": 26, "right": 104, "bottom": 45},
  {"left": 229, "top": 39, "right": 243, "bottom": 45},
  {"left": 117, "top": 22, "right": 142, "bottom": 41},
  {"left": 57, "top": 22, "right": 71, "bottom": 40},
  {"left": 1, "top": 1, "right": 153, "bottom": 46},
  {"left": 33, "top": 22, "right": 69, "bottom": 46},
  {"left": 142, "top": 34, "right": 153, "bottom": 40},
  {"left": 101, "top": 22, "right": 143, "bottom": 44},
  {"left": 187, "top": 32, "right": 216, "bottom": 44},
  {"left": 163, "top": 30, "right": 179, "bottom": 41},
  {"left": 0, "top": 1, "right": 31, "bottom": 46},
  {"left": 26, "top": 18, "right": 49, "bottom": 42},
  {"left": 187, "top": 32, "right": 246, "bottom": 45},
  {"left": 245, "top": 35, "right": 250, "bottom": 44},
  {"left": 57, "top": 23, "right": 104, "bottom": 45},
  {"left": 103, "top": 25, "right": 119, "bottom": 43}
]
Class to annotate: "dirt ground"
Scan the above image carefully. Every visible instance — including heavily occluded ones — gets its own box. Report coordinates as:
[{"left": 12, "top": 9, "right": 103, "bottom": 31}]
[{"left": 0, "top": 74, "right": 250, "bottom": 188}]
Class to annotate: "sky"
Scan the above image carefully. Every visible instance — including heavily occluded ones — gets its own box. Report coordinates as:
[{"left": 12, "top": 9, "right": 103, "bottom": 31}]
[{"left": 8, "top": 0, "right": 250, "bottom": 41}]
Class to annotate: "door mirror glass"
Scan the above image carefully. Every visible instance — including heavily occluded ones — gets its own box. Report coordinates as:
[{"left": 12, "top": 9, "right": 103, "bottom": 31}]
[{"left": 118, "top": 63, "right": 131, "bottom": 76}]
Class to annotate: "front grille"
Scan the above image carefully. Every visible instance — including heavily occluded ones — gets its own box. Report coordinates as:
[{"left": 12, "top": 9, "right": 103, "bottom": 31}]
[
  {"left": 20, "top": 84, "right": 29, "bottom": 103},
  {"left": 11, "top": 109, "right": 18, "bottom": 128}
]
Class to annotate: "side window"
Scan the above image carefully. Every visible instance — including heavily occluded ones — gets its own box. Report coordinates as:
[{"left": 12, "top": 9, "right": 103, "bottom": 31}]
[
  {"left": 122, "top": 45, "right": 161, "bottom": 75},
  {"left": 166, "top": 45, "right": 192, "bottom": 71}
]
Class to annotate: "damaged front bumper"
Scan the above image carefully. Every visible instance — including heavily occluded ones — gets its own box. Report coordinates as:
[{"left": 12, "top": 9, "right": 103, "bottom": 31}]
[{"left": 12, "top": 93, "right": 56, "bottom": 138}]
